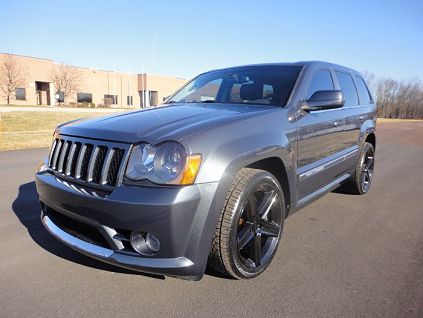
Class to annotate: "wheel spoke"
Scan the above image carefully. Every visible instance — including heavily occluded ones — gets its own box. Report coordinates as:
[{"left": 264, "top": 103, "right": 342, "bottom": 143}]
[
  {"left": 259, "top": 220, "right": 280, "bottom": 237},
  {"left": 365, "top": 156, "right": 374, "bottom": 170},
  {"left": 258, "top": 190, "right": 277, "bottom": 219},
  {"left": 238, "top": 224, "right": 254, "bottom": 249},
  {"left": 364, "top": 169, "right": 370, "bottom": 181},
  {"left": 251, "top": 233, "right": 262, "bottom": 267},
  {"left": 245, "top": 194, "right": 257, "bottom": 220}
]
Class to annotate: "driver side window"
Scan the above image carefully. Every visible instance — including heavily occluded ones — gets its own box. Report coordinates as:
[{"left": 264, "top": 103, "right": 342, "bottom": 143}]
[{"left": 307, "top": 69, "right": 334, "bottom": 99}]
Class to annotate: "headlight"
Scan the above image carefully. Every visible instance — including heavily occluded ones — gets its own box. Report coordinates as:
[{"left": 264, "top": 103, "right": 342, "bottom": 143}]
[{"left": 125, "top": 142, "right": 202, "bottom": 185}]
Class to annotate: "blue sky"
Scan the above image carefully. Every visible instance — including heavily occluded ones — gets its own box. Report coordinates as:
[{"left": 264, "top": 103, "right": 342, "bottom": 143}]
[{"left": 0, "top": 0, "right": 422, "bottom": 80}]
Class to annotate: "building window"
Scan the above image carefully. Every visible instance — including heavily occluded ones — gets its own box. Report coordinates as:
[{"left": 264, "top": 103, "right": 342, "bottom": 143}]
[
  {"left": 104, "top": 94, "right": 118, "bottom": 105},
  {"left": 149, "top": 91, "right": 158, "bottom": 106},
  {"left": 56, "top": 91, "right": 65, "bottom": 103},
  {"left": 77, "top": 93, "right": 93, "bottom": 103},
  {"left": 127, "top": 96, "right": 133, "bottom": 105},
  {"left": 15, "top": 88, "right": 26, "bottom": 100}
]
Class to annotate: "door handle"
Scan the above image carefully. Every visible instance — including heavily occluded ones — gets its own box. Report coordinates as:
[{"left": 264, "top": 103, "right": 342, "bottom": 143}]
[{"left": 359, "top": 115, "right": 365, "bottom": 121}]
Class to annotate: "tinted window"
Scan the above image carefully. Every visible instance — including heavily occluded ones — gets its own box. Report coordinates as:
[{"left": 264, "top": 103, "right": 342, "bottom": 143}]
[
  {"left": 104, "top": 94, "right": 118, "bottom": 105},
  {"left": 168, "top": 65, "right": 302, "bottom": 107},
  {"left": 336, "top": 71, "right": 359, "bottom": 106},
  {"left": 15, "top": 87, "right": 26, "bottom": 100},
  {"left": 56, "top": 91, "right": 64, "bottom": 103},
  {"left": 307, "top": 69, "right": 334, "bottom": 99},
  {"left": 77, "top": 93, "right": 92, "bottom": 103},
  {"left": 354, "top": 76, "right": 372, "bottom": 105},
  {"left": 149, "top": 91, "right": 158, "bottom": 106}
]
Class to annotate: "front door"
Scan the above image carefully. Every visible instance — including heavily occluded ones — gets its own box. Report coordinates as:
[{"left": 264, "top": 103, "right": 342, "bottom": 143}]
[{"left": 296, "top": 69, "right": 346, "bottom": 198}]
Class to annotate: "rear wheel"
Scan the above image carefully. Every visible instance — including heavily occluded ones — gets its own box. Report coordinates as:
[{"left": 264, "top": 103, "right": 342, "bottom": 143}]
[
  {"left": 341, "top": 142, "right": 375, "bottom": 195},
  {"left": 208, "top": 168, "right": 285, "bottom": 279}
]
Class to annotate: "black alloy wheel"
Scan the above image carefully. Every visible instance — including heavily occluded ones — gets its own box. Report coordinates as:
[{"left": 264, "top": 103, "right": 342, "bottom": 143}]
[
  {"left": 360, "top": 147, "right": 374, "bottom": 193},
  {"left": 339, "top": 142, "right": 375, "bottom": 195},
  {"left": 236, "top": 183, "right": 282, "bottom": 269},
  {"left": 208, "top": 168, "right": 285, "bottom": 279}
]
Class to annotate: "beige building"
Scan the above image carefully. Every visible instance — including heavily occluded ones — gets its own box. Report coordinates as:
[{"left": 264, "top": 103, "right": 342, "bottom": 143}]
[{"left": 0, "top": 53, "right": 187, "bottom": 108}]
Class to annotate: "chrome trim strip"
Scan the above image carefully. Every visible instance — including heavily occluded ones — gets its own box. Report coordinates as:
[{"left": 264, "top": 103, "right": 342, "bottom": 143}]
[
  {"left": 295, "top": 173, "right": 351, "bottom": 211},
  {"left": 299, "top": 148, "right": 358, "bottom": 181},
  {"left": 42, "top": 214, "right": 194, "bottom": 269},
  {"left": 43, "top": 214, "right": 113, "bottom": 258},
  {"left": 102, "top": 225, "right": 125, "bottom": 250}
]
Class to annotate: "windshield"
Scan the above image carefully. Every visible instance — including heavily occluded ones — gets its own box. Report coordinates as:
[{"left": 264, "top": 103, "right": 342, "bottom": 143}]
[{"left": 167, "top": 65, "right": 302, "bottom": 107}]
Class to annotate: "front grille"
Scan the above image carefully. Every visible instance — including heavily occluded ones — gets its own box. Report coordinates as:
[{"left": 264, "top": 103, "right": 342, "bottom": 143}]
[{"left": 48, "top": 137, "right": 127, "bottom": 189}]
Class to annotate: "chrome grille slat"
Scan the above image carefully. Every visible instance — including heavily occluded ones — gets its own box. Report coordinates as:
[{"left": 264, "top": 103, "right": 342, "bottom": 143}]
[
  {"left": 107, "top": 149, "right": 125, "bottom": 186},
  {"left": 51, "top": 140, "right": 64, "bottom": 170},
  {"left": 65, "top": 142, "right": 77, "bottom": 176},
  {"left": 87, "top": 146, "right": 100, "bottom": 182},
  {"left": 57, "top": 141, "right": 70, "bottom": 173},
  {"left": 75, "top": 144, "right": 87, "bottom": 179},
  {"left": 48, "top": 139, "right": 58, "bottom": 167},
  {"left": 100, "top": 149, "right": 115, "bottom": 185},
  {"left": 48, "top": 137, "right": 128, "bottom": 191}
]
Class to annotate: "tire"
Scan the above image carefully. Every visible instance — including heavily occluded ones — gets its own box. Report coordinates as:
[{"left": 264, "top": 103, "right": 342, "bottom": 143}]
[
  {"left": 208, "top": 168, "right": 285, "bottom": 279},
  {"left": 341, "top": 142, "right": 375, "bottom": 195}
]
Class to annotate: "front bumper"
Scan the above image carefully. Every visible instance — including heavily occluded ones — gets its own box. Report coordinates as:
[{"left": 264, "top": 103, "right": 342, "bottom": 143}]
[{"left": 36, "top": 170, "right": 219, "bottom": 280}]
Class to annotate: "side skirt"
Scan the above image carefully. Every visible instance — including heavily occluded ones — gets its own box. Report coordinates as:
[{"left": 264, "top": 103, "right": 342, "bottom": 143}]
[{"left": 291, "top": 173, "right": 352, "bottom": 213}]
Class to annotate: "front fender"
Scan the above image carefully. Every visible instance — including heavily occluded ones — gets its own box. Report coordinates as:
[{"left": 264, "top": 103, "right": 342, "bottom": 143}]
[{"left": 180, "top": 110, "right": 297, "bottom": 275}]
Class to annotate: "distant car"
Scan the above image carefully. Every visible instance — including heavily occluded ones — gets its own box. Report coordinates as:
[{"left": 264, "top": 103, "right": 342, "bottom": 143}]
[{"left": 36, "top": 61, "right": 376, "bottom": 280}]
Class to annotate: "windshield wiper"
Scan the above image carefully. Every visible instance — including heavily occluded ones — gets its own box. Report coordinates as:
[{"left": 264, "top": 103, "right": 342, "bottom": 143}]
[{"left": 185, "top": 100, "right": 216, "bottom": 104}]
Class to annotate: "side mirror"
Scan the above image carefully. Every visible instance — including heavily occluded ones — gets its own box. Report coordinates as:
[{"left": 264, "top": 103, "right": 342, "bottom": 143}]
[{"left": 301, "top": 90, "right": 344, "bottom": 111}]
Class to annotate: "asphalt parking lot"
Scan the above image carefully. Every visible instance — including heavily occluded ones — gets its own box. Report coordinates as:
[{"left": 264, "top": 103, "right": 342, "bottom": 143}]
[{"left": 0, "top": 121, "right": 422, "bottom": 318}]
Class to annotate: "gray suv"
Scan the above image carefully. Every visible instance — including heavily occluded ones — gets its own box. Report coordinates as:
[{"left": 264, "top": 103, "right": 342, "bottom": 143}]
[{"left": 35, "top": 61, "right": 376, "bottom": 280}]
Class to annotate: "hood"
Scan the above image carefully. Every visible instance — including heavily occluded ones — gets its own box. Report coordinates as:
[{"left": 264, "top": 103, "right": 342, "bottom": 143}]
[{"left": 59, "top": 103, "right": 275, "bottom": 144}]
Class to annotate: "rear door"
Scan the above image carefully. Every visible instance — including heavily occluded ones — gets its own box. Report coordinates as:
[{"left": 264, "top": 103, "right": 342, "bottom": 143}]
[
  {"left": 335, "top": 71, "right": 368, "bottom": 171},
  {"left": 296, "top": 69, "right": 346, "bottom": 198}
]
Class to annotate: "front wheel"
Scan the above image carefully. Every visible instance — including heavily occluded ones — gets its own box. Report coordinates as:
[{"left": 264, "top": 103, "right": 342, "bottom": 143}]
[{"left": 208, "top": 168, "right": 285, "bottom": 279}]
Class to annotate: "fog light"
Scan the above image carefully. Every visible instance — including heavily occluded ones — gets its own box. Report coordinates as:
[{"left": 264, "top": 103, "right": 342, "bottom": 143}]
[
  {"left": 129, "top": 231, "right": 160, "bottom": 255},
  {"left": 145, "top": 233, "right": 160, "bottom": 252}
]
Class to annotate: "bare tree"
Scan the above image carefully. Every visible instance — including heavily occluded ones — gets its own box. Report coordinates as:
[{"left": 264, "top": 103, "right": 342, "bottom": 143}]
[
  {"left": 50, "top": 63, "right": 81, "bottom": 104},
  {"left": 372, "top": 76, "right": 423, "bottom": 119},
  {"left": 0, "top": 54, "right": 26, "bottom": 104}
]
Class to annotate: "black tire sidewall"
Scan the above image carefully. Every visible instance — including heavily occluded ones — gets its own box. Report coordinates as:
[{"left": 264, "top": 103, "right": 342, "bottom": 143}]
[
  {"left": 226, "top": 172, "right": 285, "bottom": 279},
  {"left": 355, "top": 142, "right": 375, "bottom": 194}
]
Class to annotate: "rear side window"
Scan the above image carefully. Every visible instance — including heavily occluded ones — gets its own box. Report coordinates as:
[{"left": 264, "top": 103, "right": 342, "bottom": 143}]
[
  {"left": 354, "top": 76, "right": 373, "bottom": 105},
  {"left": 336, "top": 71, "right": 359, "bottom": 107},
  {"left": 307, "top": 69, "right": 334, "bottom": 99}
]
